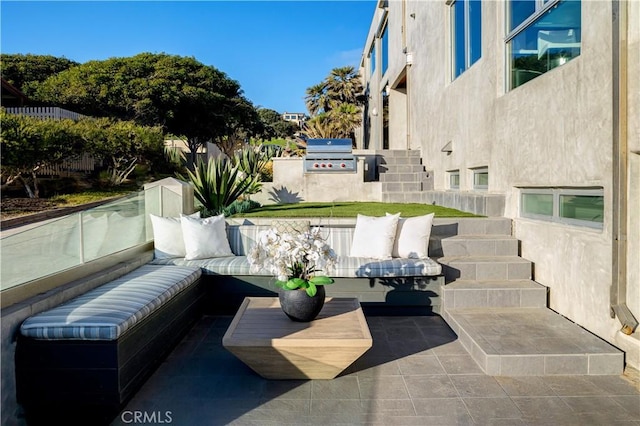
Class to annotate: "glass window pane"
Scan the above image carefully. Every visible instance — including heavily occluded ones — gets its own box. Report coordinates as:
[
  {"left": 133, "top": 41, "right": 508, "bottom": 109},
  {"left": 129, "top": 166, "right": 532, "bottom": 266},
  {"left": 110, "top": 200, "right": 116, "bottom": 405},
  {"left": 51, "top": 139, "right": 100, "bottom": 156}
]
[
  {"left": 469, "top": 0, "right": 482, "bottom": 65},
  {"left": 452, "top": 0, "right": 466, "bottom": 78},
  {"left": 509, "top": 0, "right": 536, "bottom": 32},
  {"left": 370, "top": 43, "right": 376, "bottom": 76},
  {"left": 509, "top": 0, "right": 581, "bottom": 89},
  {"left": 381, "top": 24, "right": 389, "bottom": 75},
  {"left": 560, "top": 195, "right": 603, "bottom": 223},
  {"left": 474, "top": 171, "right": 488, "bottom": 188},
  {"left": 522, "top": 193, "right": 554, "bottom": 216},
  {"left": 450, "top": 172, "right": 460, "bottom": 188}
]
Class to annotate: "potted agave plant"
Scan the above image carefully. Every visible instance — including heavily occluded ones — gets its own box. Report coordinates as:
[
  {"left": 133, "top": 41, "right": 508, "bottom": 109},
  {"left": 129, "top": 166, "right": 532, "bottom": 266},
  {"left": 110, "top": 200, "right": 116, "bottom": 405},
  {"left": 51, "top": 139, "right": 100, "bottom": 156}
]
[{"left": 248, "top": 227, "right": 337, "bottom": 322}]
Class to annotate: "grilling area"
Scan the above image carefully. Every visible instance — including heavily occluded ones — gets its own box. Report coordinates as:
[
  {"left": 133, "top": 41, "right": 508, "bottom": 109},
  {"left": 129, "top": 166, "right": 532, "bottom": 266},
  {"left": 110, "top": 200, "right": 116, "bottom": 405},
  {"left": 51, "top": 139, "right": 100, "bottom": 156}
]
[
  {"left": 303, "top": 138, "right": 357, "bottom": 173},
  {"left": 256, "top": 140, "right": 384, "bottom": 204}
]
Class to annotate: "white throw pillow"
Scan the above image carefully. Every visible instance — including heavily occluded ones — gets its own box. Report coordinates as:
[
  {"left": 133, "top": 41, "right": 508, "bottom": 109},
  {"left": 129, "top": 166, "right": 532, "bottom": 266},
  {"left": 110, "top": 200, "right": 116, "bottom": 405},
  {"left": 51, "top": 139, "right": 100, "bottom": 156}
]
[
  {"left": 180, "top": 214, "right": 234, "bottom": 260},
  {"left": 150, "top": 212, "right": 200, "bottom": 259},
  {"left": 350, "top": 213, "right": 400, "bottom": 259},
  {"left": 387, "top": 212, "right": 435, "bottom": 258}
]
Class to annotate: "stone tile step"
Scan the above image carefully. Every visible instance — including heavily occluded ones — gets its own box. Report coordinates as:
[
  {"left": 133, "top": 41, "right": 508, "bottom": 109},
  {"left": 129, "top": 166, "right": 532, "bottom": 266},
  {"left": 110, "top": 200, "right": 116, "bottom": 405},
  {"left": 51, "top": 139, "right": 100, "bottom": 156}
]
[
  {"left": 441, "top": 280, "right": 547, "bottom": 309},
  {"left": 379, "top": 156, "right": 423, "bottom": 165},
  {"left": 381, "top": 192, "right": 426, "bottom": 203},
  {"left": 378, "top": 164, "right": 426, "bottom": 174},
  {"left": 382, "top": 182, "right": 422, "bottom": 192},
  {"left": 380, "top": 172, "right": 425, "bottom": 183},
  {"left": 441, "top": 307, "right": 625, "bottom": 376},
  {"left": 431, "top": 217, "right": 513, "bottom": 237},
  {"left": 431, "top": 234, "right": 519, "bottom": 257},
  {"left": 376, "top": 149, "right": 421, "bottom": 158},
  {"left": 437, "top": 256, "right": 532, "bottom": 282}
]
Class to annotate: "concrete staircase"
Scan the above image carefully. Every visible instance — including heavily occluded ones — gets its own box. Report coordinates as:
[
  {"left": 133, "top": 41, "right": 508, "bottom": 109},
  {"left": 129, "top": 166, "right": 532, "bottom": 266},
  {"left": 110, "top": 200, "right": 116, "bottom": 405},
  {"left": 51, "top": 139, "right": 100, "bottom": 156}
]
[
  {"left": 433, "top": 218, "right": 624, "bottom": 376},
  {"left": 377, "top": 150, "right": 431, "bottom": 203}
]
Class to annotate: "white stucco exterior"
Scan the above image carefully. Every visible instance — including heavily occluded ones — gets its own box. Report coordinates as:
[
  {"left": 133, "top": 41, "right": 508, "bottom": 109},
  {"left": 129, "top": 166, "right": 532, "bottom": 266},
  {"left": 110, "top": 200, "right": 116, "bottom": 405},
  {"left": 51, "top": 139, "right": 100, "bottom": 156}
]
[{"left": 361, "top": 0, "right": 639, "bottom": 369}]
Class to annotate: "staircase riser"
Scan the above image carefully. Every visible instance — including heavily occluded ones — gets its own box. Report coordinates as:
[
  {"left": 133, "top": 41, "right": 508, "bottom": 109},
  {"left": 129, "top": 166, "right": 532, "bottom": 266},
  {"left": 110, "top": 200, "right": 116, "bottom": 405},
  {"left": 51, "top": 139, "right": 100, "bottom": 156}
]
[
  {"left": 441, "top": 262, "right": 532, "bottom": 282},
  {"left": 442, "top": 288, "right": 547, "bottom": 309},
  {"left": 380, "top": 173, "right": 426, "bottom": 183},
  {"left": 378, "top": 150, "right": 421, "bottom": 158},
  {"left": 382, "top": 182, "right": 422, "bottom": 192},
  {"left": 382, "top": 193, "right": 425, "bottom": 203},
  {"left": 379, "top": 164, "right": 425, "bottom": 174},
  {"left": 431, "top": 219, "right": 513, "bottom": 237},
  {"left": 380, "top": 157, "right": 423, "bottom": 165},
  {"left": 435, "top": 239, "right": 519, "bottom": 257}
]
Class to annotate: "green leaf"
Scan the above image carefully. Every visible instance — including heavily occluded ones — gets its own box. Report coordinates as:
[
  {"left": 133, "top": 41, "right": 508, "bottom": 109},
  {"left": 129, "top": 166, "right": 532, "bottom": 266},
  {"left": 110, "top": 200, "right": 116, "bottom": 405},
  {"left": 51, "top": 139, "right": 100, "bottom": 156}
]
[
  {"left": 285, "top": 278, "right": 306, "bottom": 290},
  {"left": 274, "top": 280, "right": 287, "bottom": 289},
  {"left": 309, "top": 276, "right": 334, "bottom": 285},
  {"left": 305, "top": 282, "right": 317, "bottom": 297}
]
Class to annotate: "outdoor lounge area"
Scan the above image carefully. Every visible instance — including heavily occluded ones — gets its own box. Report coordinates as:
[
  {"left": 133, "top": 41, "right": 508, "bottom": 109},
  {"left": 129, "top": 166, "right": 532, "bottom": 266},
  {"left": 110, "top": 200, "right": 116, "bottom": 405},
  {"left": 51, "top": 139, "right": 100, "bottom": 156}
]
[
  {"left": 108, "top": 314, "right": 640, "bottom": 425},
  {"left": 2, "top": 179, "right": 638, "bottom": 426}
]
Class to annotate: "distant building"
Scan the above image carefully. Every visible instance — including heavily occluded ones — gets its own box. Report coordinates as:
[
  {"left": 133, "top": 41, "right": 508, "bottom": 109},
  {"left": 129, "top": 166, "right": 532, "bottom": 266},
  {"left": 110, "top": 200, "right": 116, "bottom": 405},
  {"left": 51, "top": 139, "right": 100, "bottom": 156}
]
[
  {"left": 1, "top": 78, "right": 28, "bottom": 107},
  {"left": 282, "top": 112, "right": 307, "bottom": 127}
]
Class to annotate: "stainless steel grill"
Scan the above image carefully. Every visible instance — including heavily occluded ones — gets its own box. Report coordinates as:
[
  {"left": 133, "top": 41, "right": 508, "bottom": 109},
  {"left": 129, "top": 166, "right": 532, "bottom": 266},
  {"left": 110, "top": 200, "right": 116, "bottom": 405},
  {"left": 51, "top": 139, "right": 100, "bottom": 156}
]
[{"left": 303, "top": 138, "right": 356, "bottom": 173}]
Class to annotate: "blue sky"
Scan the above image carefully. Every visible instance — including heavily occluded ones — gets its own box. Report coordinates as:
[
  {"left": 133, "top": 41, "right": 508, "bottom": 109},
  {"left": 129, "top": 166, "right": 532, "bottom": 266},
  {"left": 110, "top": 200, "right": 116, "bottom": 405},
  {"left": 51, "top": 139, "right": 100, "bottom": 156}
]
[{"left": 0, "top": 0, "right": 375, "bottom": 114}]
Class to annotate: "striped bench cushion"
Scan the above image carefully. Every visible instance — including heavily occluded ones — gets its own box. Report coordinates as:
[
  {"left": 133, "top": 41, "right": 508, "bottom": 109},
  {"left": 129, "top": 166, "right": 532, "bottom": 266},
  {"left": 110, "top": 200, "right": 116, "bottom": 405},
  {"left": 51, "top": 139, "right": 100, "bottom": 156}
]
[
  {"left": 335, "top": 256, "right": 442, "bottom": 277},
  {"left": 151, "top": 255, "right": 441, "bottom": 278},
  {"left": 151, "top": 256, "right": 266, "bottom": 276},
  {"left": 20, "top": 265, "right": 202, "bottom": 341}
]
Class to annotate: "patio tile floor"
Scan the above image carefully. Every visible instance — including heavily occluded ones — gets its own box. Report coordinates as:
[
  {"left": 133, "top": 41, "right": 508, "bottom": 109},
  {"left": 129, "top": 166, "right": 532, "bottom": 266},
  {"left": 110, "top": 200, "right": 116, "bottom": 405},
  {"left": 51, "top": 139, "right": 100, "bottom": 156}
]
[{"left": 112, "top": 315, "right": 640, "bottom": 425}]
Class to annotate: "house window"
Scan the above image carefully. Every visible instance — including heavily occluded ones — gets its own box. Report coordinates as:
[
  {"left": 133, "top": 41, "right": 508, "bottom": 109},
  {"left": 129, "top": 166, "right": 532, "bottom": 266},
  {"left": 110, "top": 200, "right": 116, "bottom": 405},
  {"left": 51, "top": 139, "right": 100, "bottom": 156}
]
[
  {"left": 381, "top": 22, "right": 389, "bottom": 76},
  {"left": 451, "top": 0, "right": 482, "bottom": 79},
  {"left": 369, "top": 43, "right": 376, "bottom": 76},
  {"left": 521, "top": 188, "right": 603, "bottom": 228},
  {"left": 449, "top": 170, "right": 460, "bottom": 189},
  {"left": 472, "top": 167, "right": 488, "bottom": 190},
  {"left": 507, "top": 0, "right": 581, "bottom": 90}
]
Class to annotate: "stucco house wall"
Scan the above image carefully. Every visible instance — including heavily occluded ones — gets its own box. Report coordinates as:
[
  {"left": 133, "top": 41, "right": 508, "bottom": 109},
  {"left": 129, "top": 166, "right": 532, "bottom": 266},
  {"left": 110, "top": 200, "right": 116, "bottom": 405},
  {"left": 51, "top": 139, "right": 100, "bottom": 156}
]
[{"left": 360, "top": 0, "right": 639, "bottom": 369}]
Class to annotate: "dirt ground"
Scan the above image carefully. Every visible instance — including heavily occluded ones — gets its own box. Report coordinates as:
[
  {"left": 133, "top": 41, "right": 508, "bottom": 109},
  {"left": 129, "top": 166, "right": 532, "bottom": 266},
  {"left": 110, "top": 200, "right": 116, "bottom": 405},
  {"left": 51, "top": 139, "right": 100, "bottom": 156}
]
[{"left": 0, "top": 198, "right": 59, "bottom": 219}]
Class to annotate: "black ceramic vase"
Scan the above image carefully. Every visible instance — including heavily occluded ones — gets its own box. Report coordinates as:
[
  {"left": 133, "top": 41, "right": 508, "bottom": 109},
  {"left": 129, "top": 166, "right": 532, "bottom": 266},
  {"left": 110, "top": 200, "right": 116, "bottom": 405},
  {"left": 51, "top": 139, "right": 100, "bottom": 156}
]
[{"left": 278, "top": 285, "right": 326, "bottom": 322}]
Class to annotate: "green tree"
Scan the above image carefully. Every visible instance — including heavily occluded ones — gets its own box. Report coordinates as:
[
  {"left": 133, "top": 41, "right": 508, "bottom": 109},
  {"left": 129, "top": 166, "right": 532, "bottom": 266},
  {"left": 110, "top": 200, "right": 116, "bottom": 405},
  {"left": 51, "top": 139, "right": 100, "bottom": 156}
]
[
  {"left": 257, "top": 108, "right": 299, "bottom": 140},
  {"left": 214, "top": 96, "right": 263, "bottom": 157},
  {"left": 304, "top": 66, "right": 364, "bottom": 141},
  {"left": 325, "top": 66, "right": 362, "bottom": 106},
  {"left": 0, "top": 54, "right": 79, "bottom": 95},
  {"left": 30, "top": 53, "right": 253, "bottom": 166},
  {"left": 74, "top": 118, "right": 165, "bottom": 186},
  {"left": 0, "top": 110, "right": 81, "bottom": 197},
  {"left": 305, "top": 82, "right": 330, "bottom": 116}
]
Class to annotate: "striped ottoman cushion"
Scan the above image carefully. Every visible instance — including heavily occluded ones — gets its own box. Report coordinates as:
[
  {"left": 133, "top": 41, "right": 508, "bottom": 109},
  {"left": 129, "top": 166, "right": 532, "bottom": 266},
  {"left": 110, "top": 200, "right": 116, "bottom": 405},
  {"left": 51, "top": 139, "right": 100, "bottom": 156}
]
[{"left": 20, "top": 265, "right": 202, "bottom": 341}]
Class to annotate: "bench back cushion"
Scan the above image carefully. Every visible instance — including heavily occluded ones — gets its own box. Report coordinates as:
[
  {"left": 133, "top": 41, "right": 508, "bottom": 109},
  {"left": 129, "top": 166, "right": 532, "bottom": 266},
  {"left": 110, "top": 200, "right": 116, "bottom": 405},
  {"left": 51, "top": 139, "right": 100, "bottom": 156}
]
[
  {"left": 20, "top": 265, "right": 202, "bottom": 341},
  {"left": 226, "top": 225, "right": 354, "bottom": 257}
]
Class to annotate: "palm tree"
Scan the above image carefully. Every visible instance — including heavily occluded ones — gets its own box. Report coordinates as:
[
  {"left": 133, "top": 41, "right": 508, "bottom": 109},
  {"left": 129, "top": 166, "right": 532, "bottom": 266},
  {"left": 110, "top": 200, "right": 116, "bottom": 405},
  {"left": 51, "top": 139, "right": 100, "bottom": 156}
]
[
  {"left": 328, "top": 103, "right": 361, "bottom": 139},
  {"left": 325, "top": 66, "right": 363, "bottom": 106},
  {"left": 302, "top": 113, "right": 336, "bottom": 139},
  {"left": 304, "top": 83, "right": 330, "bottom": 116},
  {"left": 303, "top": 65, "right": 364, "bottom": 140}
]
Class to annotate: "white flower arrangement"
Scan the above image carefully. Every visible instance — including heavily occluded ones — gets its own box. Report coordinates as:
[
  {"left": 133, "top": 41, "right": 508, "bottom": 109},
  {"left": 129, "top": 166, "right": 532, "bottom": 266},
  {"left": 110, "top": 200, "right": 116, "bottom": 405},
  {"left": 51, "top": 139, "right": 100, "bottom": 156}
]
[{"left": 248, "top": 227, "right": 338, "bottom": 296}]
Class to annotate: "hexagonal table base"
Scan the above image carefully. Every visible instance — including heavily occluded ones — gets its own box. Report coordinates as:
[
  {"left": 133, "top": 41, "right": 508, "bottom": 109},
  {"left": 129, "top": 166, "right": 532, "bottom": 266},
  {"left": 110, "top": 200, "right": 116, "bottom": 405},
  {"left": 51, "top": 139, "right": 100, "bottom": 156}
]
[{"left": 222, "top": 297, "right": 372, "bottom": 379}]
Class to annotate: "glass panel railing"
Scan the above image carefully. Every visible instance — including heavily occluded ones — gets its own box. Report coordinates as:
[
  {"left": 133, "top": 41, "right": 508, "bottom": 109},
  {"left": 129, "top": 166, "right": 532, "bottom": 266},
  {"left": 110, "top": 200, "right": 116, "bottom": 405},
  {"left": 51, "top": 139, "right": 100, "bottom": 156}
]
[
  {"left": 1, "top": 214, "right": 82, "bottom": 290},
  {"left": 0, "top": 191, "right": 148, "bottom": 291}
]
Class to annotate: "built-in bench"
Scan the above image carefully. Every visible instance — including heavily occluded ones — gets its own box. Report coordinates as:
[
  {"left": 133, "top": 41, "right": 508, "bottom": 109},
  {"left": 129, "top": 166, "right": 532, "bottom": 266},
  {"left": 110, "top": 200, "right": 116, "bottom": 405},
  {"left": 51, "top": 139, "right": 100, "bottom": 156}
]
[
  {"left": 151, "top": 224, "right": 444, "bottom": 315},
  {"left": 15, "top": 219, "right": 444, "bottom": 422},
  {"left": 15, "top": 264, "right": 203, "bottom": 424}
]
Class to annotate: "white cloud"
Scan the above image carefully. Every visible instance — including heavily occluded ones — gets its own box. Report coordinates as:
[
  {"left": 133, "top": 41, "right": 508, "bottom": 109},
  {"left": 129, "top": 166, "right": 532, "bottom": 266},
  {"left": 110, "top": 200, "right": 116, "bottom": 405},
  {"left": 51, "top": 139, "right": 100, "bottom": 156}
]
[{"left": 328, "top": 48, "right": 364, "bottom": 68}]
